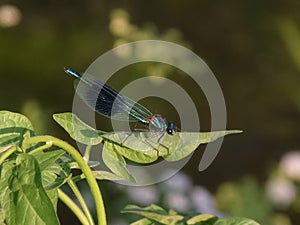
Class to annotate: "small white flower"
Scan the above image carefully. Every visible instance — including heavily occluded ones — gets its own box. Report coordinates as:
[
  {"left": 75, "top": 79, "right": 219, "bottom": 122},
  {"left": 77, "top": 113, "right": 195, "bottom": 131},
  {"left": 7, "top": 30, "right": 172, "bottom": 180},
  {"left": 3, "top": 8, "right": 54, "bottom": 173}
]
[
  {"left": 190, "top": 186, "right": 215, "bottom": 213},
  {"left": 165, "top": 191, "right": 191, "bottom": 211},
  {"left": 279, "top": 151, "right": 300, "bottom": 180},
  {"left": 266, "top": 178, "right": 296, "bottom": 208}
]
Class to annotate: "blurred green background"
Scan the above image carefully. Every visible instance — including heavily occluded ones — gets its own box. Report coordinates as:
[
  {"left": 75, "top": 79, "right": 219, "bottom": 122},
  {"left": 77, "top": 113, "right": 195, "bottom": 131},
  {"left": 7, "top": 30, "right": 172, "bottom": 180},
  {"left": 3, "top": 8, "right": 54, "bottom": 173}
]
[{"left": 1, "top": 1, "right": 300, "bottom": 224}]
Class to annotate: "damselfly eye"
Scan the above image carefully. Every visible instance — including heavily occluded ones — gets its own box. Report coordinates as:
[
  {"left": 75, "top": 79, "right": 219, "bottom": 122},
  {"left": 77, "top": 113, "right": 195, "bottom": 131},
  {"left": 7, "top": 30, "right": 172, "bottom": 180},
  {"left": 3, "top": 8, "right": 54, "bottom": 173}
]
[{"left": 166, "top": 122, "right": 176, "bottom": 135}]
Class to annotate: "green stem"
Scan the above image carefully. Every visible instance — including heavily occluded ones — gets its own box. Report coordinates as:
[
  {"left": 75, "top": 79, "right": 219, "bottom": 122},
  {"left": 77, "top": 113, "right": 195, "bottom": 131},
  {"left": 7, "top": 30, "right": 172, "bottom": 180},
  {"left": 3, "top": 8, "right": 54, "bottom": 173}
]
[
  {"left": 84, "top": 145, "right": 92, "bottom": 162},
  {"left": 72, "top": 174, "right": 86, "bottom": 183},
  {"left": 28, "top": 142, "right": 53, "bottom": 155},
  {"left": 67, "top": 178, "right": 95, "bottom": 225},
  {"left": 28, "top": 136, "right": 107, "bottom": 225},
  {"left": 0, "top": 145, "right": 19, "bottom": 164},
  {"left": 58, "top": 189, "right": 90, "bottom": 225}
]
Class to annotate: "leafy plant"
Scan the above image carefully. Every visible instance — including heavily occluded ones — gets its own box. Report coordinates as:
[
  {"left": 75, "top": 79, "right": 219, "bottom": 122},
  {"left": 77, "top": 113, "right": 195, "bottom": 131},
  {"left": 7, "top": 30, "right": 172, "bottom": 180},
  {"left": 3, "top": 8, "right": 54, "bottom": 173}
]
[
  {"left": 0, "top": 110, "right": 256, "bottom": 225},
  {"left": 121, "top": 204, "right": 260, "bottom": 225}
]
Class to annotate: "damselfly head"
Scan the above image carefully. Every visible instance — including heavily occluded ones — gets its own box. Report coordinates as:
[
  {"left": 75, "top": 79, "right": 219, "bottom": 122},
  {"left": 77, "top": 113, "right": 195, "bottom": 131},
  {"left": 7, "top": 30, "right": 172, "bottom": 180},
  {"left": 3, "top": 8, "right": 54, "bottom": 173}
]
[{"left": 166, "top": 122, "right": 176, "bottom": 135}]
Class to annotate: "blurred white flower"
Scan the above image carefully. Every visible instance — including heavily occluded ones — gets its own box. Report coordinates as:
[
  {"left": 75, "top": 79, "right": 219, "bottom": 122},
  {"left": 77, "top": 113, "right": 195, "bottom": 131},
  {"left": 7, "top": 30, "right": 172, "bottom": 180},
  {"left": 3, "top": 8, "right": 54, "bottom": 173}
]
[
  {"left": 190, "top": 186, "right": 217, "bottom": 213},
  {"left": 0, "top": 5, "right": 22, "bottom": 27},
  {"left": 162, "top": 172, "right": 192, "bottom": 193},
  {"left": 165, "top": 191, "right": 191, "bottom": 212},
  {"left": 127, "top": 186, "right": 158, "bottom": 205},
  {"left": 279, "top": 151, "right": 300, "bottom": 180},
  {"left": 266, "top": 178, "right": 296, "bottom": 208}
]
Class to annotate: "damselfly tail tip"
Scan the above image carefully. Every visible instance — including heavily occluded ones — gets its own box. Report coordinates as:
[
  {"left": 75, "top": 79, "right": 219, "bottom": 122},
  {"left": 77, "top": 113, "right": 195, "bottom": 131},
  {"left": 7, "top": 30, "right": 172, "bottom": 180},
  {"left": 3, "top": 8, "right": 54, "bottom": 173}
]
[
  {"left": 64, "top": 67, "right": 81, "bottom": 78},
  {"left": 63, "top": 67, "right": 69, "bottom": 73}
]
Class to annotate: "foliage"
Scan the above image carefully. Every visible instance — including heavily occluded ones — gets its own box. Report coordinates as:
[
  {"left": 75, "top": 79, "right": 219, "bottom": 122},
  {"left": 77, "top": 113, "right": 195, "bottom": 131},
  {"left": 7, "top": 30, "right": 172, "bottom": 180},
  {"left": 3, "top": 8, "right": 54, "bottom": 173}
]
[
  {"left": 53, "top": 112, "right": 241, "bottom": 177},
  {"left": 121, "top": 204, "right": 259, "bottom": 225},
  {"left": 0, "top": 110, "right": 251, "bottom": 225}
]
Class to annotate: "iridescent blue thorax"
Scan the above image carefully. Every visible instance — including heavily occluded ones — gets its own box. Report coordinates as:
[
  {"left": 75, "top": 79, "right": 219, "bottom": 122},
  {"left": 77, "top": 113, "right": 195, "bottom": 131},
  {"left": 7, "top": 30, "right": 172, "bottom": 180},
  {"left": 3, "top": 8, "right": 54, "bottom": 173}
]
[
  {"left": 148, "top": 115, "right": 167, "bottom": 131},
  {"left": 147, "top": 115, "right": 176, "bottom": 135}
]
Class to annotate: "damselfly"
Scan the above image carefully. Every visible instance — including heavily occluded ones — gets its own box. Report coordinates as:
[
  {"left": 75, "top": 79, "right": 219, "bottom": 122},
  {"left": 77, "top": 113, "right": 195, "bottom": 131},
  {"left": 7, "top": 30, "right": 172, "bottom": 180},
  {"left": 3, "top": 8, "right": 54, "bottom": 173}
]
[{"left": 64, "top": 68, "right": 176, "bottom": 135}]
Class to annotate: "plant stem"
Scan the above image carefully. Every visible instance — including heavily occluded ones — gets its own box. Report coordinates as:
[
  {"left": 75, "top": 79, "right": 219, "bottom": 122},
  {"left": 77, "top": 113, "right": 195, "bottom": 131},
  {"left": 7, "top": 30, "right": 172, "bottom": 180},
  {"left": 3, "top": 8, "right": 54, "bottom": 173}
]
[
  {"left": 72, "top": 174, "right": 86, "bottom": 183},
  {"left": 58, "top": 189, "right": 90, "bottom": 225},
  {"left": 28, "top": 142, "right": 53, "bottom": 155},
  {"left": 67, "top": 178, "right": 95, "bottom": 225},
  {"left": 84, "top": 145, "right": 92, "bottom": 162},
  {"left": 28, "top": 136, "right": 107, "bottom": 225}
]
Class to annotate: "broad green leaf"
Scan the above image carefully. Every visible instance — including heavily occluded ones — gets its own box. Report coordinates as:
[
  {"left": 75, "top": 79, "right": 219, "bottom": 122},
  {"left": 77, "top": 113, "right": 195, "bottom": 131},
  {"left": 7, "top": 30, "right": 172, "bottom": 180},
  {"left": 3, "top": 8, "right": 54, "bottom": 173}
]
[
  {"left": 46, "top": 189, "right": 59, "bottom": 212},
  {"left": 31, "top": 149, "right": 65, "bottom": 171},
  {"left": 53, "top": 112, "right": 103, "bottom": 145},
  {"left": 53, "top": 154, "right": 75, "bottom": 186},
  {"left": 102, "top": 132, "right": 160, "bottom": 157},
  {"left": 21, "top": 131, "right": 31, "bottom": 151},
  {"left": 92, "top": 170, "right": 124, "bottom": 181},
  {"left": 0, "top": 111, "right": 33, "bottom": 131},
  {"left": 214, "top": 217, "right": 260, "bottom": 225},
  {"left": 103, "top": 130, "right": 242, "bottom": 162},
  {"left": 31, "top": 149, "right": 71, "bottom": 190},
  {"left": 0, "top": 208, "right": 5, "bottom": 225},
  {"left": 0, "top": 144, "right": 15, "bottom": 153},
  {"left": 130, "top": 218, "right": 156, "bottom": 225},
  {"left": 42, "top": 166, "right": 71, "bottom": 190},
  {"left": 42, "top": 160, "right": 72, "bottom": 190},
  {"left": 0, "top": 154, "right": 59, "bottom": 225},
  {"left": 103, "top": 141, "right": 136, "bottom": 182},
  {"left": 88, "top": 160, "right": 101, "bottom": 168},
  {"left": 122, "top": 204, "right": 183, "bottom": 225},
  {"left": 57, "top": 153, "right": 75, "bottom": 166},
  {"left": 0, "top": 111, "right": 34, "bottom": 147},
  {"left": 186, "top": 214, "right": 218, "bottom": 224},
  {"left": 163, "top": 130, "right": 242, "bottom": 161},
  {"left": 113, "top": 142, "right": 158, "bottom": 164},
  {"left": 168, "top": 209, "right": 180, "bottom": 216},
  {"left": 122, "top": 204, "right": 167, "bottom": 215}
]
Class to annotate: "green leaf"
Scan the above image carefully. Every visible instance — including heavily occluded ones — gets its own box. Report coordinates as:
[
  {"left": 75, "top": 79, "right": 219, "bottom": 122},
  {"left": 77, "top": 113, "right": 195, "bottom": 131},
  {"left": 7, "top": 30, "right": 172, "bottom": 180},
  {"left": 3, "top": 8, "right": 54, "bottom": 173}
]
[
  {"left": 186, "top": 214, "right": 218, "bottom": 224},
  {"left": 41, "top": 166, "right": 71, "bottom": 190},
  {"left": 102, "top": 132, "right": 160, "bottom": 157},
  {"left": 113, "top": 142, "right": 158, "bottom": 164},
  {"left": 122, "top": 204, "right": 184, "bottom": 225},
  {"left": 44, "top": 161, "right": 72, "bottom": 190},
  {"left": 0, "top": 208, "right": 5, "bottom": 225},
  {"left": 46, "top": 189, "right": 59, "bottom": 212},
  {"left": 163, "top": 130, "right": 242, "bottom": 161},
  {"left": 31, "top": 149, "right": 65, "bottom": 171},
  {"left": 102, "top": 130, "right": 242, "bottom": 163},
  {"left": 130, "top": 218, "right": 156, "bottom": 225},
  {"left": 0, "top": 144, "right": 15, "bottom": 154},
  {"left": 53, "top": 112, "right": 103, "bottom": 145},
  {"left": 88, "top": 160, "right": 101, "bottom": 168},
  {"left": 92, "top": 170, "right": 124, "bottom": 181},
  {"left": 102, "top": 141, "right": 136, "bottom": 182},
  {"left": 214, "top": 217, "right": 260, "bottom": 225},
  {"left": 0, "top": 111, "right": 34, "bottom": 147},
  {"left": 0, "top": 154, "right": 59, "bottom": 225},
  {"left": 31, "top": 149, "right": 71, "bottom": 190}
]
